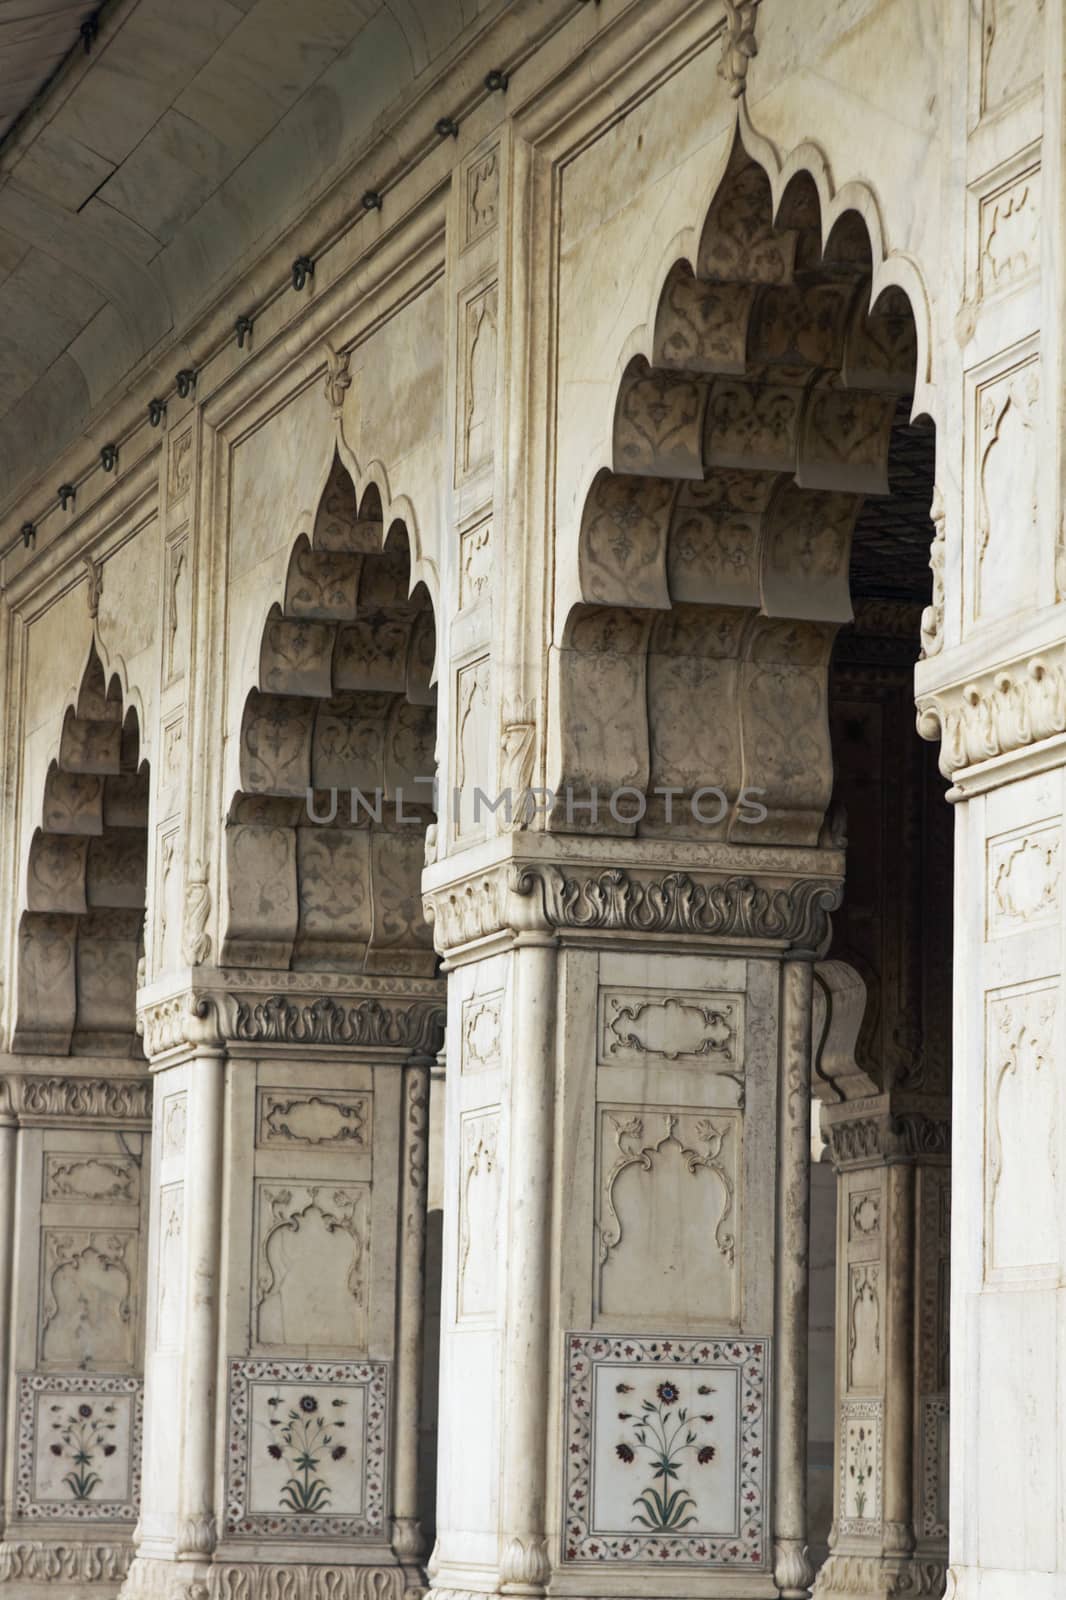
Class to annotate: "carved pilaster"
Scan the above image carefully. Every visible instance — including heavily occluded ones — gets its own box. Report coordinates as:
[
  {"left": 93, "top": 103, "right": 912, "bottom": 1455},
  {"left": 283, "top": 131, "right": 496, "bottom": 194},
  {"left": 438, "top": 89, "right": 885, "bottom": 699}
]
[{"left": 815, "top": 1098, "right": 949, "bottom": 1600}]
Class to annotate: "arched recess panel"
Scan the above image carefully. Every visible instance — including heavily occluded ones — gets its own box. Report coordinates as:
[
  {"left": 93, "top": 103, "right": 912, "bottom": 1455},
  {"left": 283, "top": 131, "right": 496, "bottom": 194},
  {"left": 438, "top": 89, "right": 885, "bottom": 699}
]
[
  {"left": 15, "top": 644, "right": 149, "bottom": 1055},
  {"left": 223, "top": 453, "right": 438, "bottom": 973},
  {"left": 555, "top": 135, "right": 922, "bottom": 847}
]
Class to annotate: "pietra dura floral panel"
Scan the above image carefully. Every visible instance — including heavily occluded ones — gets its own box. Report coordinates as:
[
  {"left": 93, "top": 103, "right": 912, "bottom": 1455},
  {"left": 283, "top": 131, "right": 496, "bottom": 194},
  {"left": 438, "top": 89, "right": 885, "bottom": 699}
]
[
  {"left": 224, "top": 1358, "right": 389, "bottom": 1540},
  {"left": 562, "top": 1335, "right": 768, "bottom": 1566},
  {"left": 16, "top": 1371, "right": 143, "bottom": 1521}
]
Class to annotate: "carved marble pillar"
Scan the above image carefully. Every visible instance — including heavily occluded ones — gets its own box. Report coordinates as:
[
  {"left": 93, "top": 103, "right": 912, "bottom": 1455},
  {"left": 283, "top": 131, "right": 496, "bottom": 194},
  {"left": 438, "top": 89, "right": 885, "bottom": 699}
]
[
  {"left": 775, "top": 961, "right": 817, "bottom": 1598},
  {"left": 812, "top": 1101, "right": 949, "bottom": 1600},
  {"left": 0, "top": 1067, "right": 152, "bottom": 1600},
  {"left": 392, "top": 1057, "right": 432, "bottom": 1584},
  {"left": 424, "top": 849, "right": 841, "bottom": 1600},
  {"left": 123, "top": 974, "right": 444, "bottom": 1600},
  {"left": 497, "top": 937, "right": 557, "bottom": 1596}
]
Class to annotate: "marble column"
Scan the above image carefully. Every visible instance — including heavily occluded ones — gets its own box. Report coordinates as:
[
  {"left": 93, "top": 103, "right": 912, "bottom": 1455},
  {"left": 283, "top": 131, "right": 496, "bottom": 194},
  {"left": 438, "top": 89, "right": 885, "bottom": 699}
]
[
  {"left": 775, "top": 961, "right": 817, "bottom": 1598},
  {"left": 425, "top": 849, "right": 841, "bottom": 1600},
  {"left": 0, "top": 1067, "right": 152, "bottom": 1600},
  {"left": 124, "top": 974, "right": 445, "bottom": 1600}
]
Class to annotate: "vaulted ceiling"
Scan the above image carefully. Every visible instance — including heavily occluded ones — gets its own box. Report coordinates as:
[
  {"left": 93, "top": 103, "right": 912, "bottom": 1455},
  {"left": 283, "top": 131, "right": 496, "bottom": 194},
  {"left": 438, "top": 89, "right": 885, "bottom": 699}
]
[{"left": 0, "top": 0, "right": 494, "bottom": 510}]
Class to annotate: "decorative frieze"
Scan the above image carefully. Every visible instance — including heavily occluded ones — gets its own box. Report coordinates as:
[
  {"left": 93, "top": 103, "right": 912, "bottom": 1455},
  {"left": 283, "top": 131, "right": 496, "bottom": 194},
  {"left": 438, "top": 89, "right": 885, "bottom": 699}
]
[
  {"left": 0, "top": 1539, "right": 133, "bottom": 1584},
  {"left": 210, "top": 1566, "right": 403, "bottom": 1600}
]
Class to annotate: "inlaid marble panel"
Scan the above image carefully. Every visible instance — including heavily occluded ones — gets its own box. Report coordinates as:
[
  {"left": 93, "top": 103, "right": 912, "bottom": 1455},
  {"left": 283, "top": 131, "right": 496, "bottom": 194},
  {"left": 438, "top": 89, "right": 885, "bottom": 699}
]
[
  {"left": 839, "top": 1399, "right": 883, "bottom": 1533},
  {"left": 563, "top": 1334, "right": 768, "bottom": 1566},
  {"left": 223, "top": 1358, "right": 389, "bottom": 1540},
  {"left": 16, "top": 1372, "right": 142, "bottom": 1521}
]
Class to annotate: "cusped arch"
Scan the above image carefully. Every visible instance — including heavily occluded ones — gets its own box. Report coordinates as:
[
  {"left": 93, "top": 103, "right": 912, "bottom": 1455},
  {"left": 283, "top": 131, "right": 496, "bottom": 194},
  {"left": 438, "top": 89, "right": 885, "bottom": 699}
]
[
  {"left": 554, "top": 128, "right": 933, "bottom": 847},
  {"left": 15, "top": 645, "right": 149, "bottom": 1056},
  {"left": 223, "top": 453, "right": 438, "bottom": 974}
]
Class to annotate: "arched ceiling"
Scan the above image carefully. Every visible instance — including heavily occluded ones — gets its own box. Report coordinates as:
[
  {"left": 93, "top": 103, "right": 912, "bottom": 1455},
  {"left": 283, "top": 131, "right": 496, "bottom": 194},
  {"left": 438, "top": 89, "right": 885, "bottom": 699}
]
[{"left": 0, "top": 0, "right": 495, "bottom": 509}]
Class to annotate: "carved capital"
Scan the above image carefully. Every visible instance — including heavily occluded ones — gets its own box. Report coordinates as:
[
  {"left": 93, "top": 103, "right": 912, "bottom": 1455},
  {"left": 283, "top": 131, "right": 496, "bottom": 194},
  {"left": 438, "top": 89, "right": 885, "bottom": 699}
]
[
  {"left": 140, "top": 980, "right": 445, "bottom": 1057},
  {"left": 917, "top": 644, "right": 1066, "bottom": 777},
  {"left": 513, "top": 864, "right": 841, "bottom": 950},
  {"left": 822, "top": 1099, "right": 950, "bottom": 1170},
  {"left": 8, "top": 1074, "right": 151, "bottom": 1125}
]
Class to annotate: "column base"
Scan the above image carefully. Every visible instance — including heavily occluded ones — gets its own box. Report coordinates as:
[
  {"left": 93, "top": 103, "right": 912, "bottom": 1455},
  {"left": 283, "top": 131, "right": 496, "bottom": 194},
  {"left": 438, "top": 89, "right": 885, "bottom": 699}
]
[
  {"left": 0, "top": 1537, "right": 132, "bottom": 1597},
  {"left": 118, "top": 1557, "right": 409, "bottom": 1600},
  {"left": 813, "top": 1552, "right": 947, "bottom": 1599}
]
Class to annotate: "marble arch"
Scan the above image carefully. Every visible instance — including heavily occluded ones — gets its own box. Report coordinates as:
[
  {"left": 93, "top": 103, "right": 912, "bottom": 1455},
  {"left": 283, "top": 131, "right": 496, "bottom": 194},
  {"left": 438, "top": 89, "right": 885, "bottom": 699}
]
[
  {"left": 14, "top": 644, "right": 148, "bottom": 1057},
  {"left": 551, "top": 133, "right": 924, "bottom": 848},
  {"left": 223, "top": 452, "right": 438, "bottom": 974}
]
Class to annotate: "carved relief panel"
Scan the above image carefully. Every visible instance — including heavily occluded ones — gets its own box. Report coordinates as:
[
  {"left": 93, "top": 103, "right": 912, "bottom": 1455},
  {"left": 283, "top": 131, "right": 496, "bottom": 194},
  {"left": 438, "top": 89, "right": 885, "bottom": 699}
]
[
  {"left": 574, "top": 949, "right": 774, "bottom": 1347},
  {"left": 840, "top": 1169, "right": 885, "bottom": 1399},
  {"left": 458, "top": 1109, "right": 500, "bottom": 1323},
  {"left": 986, "top": 817, "right": 1062, "bottom": 939},
  {"left": 985, "top": 976, "right": 1058, "bottom": 1282},
  {"left": 594, "top": 1106, "right": 740, "bottom": 1323},
  {"left": 972, "top": 351, "right": 1040, "bottom": 625},
  {"left": 252, "top": 1180, "right": 370, "bottom": 1352},
  {"left": 456, "top": 279, "right": 498, "bottom": 485}
]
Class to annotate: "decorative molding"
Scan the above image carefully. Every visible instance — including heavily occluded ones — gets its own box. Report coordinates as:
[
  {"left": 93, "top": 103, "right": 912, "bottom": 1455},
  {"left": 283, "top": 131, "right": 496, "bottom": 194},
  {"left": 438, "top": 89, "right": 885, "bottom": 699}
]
[
  {"left": 209, "top": 1566, "right": 404, "bottom": 1600},
  {"left": 0, "top": 1539, "right": 133, "bottom": 1584},
  {"left": 8, "top": 1076, "right": 151, "bottom": 1124},
  {"left": 461, "top": 991, "right": 502, "bottom": 1072},
  {"left": 597, "top": 1110, "right": 736, "bottom": 1269},
  {"left": 514, "top": 866, "right": 840, "bottom": 948}
]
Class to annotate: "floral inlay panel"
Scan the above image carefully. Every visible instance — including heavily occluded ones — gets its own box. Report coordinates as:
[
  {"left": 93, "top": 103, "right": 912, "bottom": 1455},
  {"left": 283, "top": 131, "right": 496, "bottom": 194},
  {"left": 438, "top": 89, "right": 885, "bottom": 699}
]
[
  {"left": 562, "top": 1334, "right": 768, "bottom": 1566},
  {"left": 16, "top": 1372, "right": 142, "bottom": 1521},
  {"left": 839, "top": 1399, "right": 883, "bottom": 1534},
  {"left": 224, "top": 1358, "right": 389, "bottom": 1541}
]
